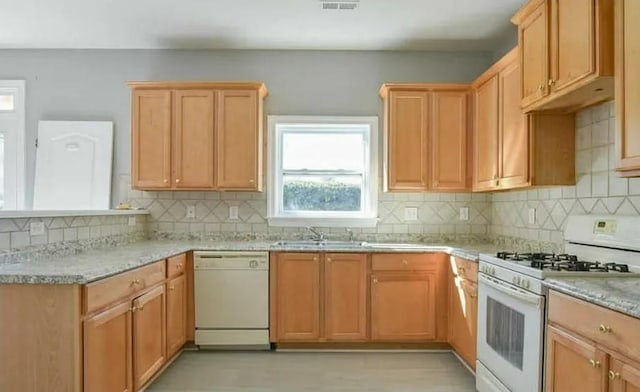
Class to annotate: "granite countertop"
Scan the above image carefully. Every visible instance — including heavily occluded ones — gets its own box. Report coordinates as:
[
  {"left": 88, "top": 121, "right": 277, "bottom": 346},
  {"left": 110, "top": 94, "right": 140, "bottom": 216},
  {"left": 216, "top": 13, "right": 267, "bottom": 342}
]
[
  {"left": 0, "top": 240, "right": 500, "bottom": 285},
  {"left": 544, "top": 277, "right": 640, "bottom": 319}
]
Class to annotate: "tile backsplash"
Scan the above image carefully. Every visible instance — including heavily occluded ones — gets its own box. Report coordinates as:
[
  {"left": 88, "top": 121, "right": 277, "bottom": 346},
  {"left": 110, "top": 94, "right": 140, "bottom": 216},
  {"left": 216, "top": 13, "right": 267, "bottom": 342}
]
[{"left": 490, "top": 100, "right": 640, "bottom": 251}]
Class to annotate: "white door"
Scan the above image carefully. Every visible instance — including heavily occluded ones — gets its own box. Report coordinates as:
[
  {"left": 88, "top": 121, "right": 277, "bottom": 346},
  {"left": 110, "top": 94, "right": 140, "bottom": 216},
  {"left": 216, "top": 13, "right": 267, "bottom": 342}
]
[
  {"left": 33, "top": 121, "right": 113, "bottom": 210},
  {"left": 477, "top": 274, "right": 545, "bottom": 392},
  {"left": 0, "top": 81, "right": 25, "bottom": 210}
]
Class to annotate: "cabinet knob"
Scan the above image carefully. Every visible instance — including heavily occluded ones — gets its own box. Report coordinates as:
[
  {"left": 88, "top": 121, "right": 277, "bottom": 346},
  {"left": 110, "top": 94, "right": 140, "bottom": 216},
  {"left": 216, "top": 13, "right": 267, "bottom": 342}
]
[
  {"left": 249, "top": 179, "right": 255, "bottom": 183},
  {"left": 163, "top": 179, "right": 168, "bottom": 184},
  {"left": 608, "top": 370, "right": 620, "bottom": 381},
  {"left": 175, "top": 179, "right": 180, "bottom": 184},
  {"left": 327, "top": 258, "right": 332, "bottom": 262},
  {"left": 548, "top": 79, "right": 556, "bottom": 86},
  {"left": 313, "top": 257, "right": 318, "bottom": 261},
  {"left": 402, "top": 259, "right": 408, "bottom": 265},
  {"left": 131, "top": 279, "right": 140, "bottom": 286},
  {"left": 169, "top": 285, "right": 175, "bottom": 291},
  {"left": 373, "top": 277, "right": 378, "bottom": 284},
  {"left": 588, "top": 359, "right": 601, "bottom": 368},
  {"left": 598, "top": 324, "right": 612, "bottom": 333},
  {"left": 175, "top": 264, "right": 182, "bottom": 269},
  {"left": 538, "top": 84, "right": 544, "bottom": 91}
]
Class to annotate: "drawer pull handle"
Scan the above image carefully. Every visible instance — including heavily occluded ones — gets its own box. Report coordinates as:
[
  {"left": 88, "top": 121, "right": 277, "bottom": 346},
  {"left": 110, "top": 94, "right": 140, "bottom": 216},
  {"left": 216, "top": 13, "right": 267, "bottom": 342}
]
[
  {"left": 132, "top": 305, "right": 144, "bottom": 312},
  {"left": 589, "top": 359, "right": 601, "bottom": 368},
  {"left": 402, "top": 259, "right": 408, "bottom": 265},
  {"left": 169, "top": 285, "right": 175, "bottom": 291},
  {"left": 608, "top": 370, "right": 620, "bottom": 381},
  {"left": 131, "top": 279, "right": 141, "bottom": 286},
  {"left": 175, "top": 264, "right": 182, "bottom": 269},
  {"left": 598, "top": 324, "right": 612, "bottom": 333}
]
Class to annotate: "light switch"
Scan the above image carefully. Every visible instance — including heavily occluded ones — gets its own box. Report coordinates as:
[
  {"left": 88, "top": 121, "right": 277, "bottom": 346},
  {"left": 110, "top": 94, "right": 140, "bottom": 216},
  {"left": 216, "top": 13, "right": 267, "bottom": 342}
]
[
  {"left": 229, "top": 206, "right": 239, "bottom": 220},
  {"left": 186, "top": 205, "right": 196, "bottom": 219},
  {"left": 528, "top": 208, "right": 537, "bottom": 225},
  {"left": 30, "top": 222, "right": 45, "bottom": 236},
  {"left": 459, "top": 207, "right": 469, "bottom": 221},
  {"left": 404, "top": 207, "right": 418, "bottom": 221},
  {"left": 128, "top": 216, "right": 136, "bottom": 226}
]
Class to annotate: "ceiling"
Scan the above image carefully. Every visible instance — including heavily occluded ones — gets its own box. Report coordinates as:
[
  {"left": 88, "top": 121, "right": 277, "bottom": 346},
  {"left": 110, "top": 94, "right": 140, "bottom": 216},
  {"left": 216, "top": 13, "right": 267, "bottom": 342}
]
[{"left": 0, "top": 0, "right": 525, "bottom": 51}]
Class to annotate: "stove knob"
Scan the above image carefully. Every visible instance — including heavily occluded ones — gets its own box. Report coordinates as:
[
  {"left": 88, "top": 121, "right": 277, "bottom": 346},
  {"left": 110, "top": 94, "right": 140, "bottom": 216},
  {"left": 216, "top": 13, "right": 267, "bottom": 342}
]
[
  {"left": 516, "top": 277, "right": 521, "bottom": 286},
  {"left": 491, "top": 267, "right": 496, "bottom": 275},
  {"left": 526, "top": 280, "right": 530, "bottom": 289}
]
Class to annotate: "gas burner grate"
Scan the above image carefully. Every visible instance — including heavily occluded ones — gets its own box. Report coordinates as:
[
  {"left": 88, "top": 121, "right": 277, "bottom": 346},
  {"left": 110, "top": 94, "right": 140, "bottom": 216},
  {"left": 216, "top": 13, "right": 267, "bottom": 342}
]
[{"left": 496, "top": 251, "right": 631, "bottom": 273}]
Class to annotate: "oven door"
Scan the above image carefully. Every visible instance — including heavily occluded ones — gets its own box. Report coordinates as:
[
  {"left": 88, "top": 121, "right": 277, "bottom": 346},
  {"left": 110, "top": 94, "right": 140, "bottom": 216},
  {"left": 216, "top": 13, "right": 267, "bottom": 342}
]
[{"left": 477, "top": 274, "right": 545, "bottom": 392}]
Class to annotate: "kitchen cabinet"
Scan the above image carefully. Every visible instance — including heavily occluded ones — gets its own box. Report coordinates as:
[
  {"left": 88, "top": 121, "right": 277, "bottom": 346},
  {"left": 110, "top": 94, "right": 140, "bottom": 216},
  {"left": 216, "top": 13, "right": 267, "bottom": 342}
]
[
  {"left": 370, "top": 253, "right": 447, "bottom": 342},
  {"left": 132, "top": 285, "right": 166, "bottom": 390},
  {"left": 172, "top": 90, "right": 215, "bottom": 188},
  {"left": 131, "top": 90, "right": 172, "bottom": 189},
  {"left": 472, "top": 48, "right": 575, "bottom": 192},
  {"left": 166, "top": 275, "right": 187, "bottom": 359},
  {"left": 615, "top": 0, "right": 640, "bottom": 176},
  {"left": 324, "top": 253, "right": 368, "bottom": 341},
  {"left": 546, "top": 326, "right": 608, "bottom": 392},
  {"left": 129, "top": 82, "right": 267, "bottom": 191},
  {"left": 380, "top": 84, "right": 470, "bottom": 192},
  {"left": 609, "top": 358, "right": 640, "bottom": 392},
  {"left": 84, "top": 301, "right": 132, "bottom": 392},
  {"left": 273, "top": 253, "right": 322, "bottom": 341},
  {"left": 447, "top": 257, "right": 478, "bottom": 369},
  {"left": 547, "top": 290, "right": 640, "bottom": 392},
  {"left": 512, "top": 0, "right": 614, "bottom": 112}
]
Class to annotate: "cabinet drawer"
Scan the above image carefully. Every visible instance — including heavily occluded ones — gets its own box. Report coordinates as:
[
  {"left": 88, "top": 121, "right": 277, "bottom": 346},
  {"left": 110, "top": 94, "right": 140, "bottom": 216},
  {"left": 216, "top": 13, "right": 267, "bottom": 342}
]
[
  {"left": 84, "top": 261, "right": 166, "bottom": 314},
  {"left": 371, "top": 254, "right": 439, "bottom": 271},
  {"left": 548, "top": 290, "right": 640, "bottom": 362},
  {"left": 451, "top": 257, "right": 478, "bottom": 282},
  {"left": 167, "top": 253, "right": 186, "bottom": 278}
]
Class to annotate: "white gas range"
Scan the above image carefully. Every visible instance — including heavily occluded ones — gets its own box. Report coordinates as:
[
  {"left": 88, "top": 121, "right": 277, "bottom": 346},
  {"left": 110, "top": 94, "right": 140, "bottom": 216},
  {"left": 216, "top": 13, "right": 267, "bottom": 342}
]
[{"left": 476, "top": 215, "right": 640, "bottom": 392}]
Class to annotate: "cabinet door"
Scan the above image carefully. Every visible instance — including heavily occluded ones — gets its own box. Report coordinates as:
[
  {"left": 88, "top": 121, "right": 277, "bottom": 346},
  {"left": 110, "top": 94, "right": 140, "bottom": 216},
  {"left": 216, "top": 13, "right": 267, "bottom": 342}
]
[
  {"left": 275, "top": 253, "right": 321, "bottom": 341},
  {"left": 549, "top": 0, "right": 596, "bottom": 92},
  {"left": 474, "top": 75, "right": 500, "bottom": 191},
  {"left": 133, "top": 285, "right": 166, "bottom": 390},
  {"left": 166, "top": 275, "right": 187, "bottom": 359},
  {"left": 616, "top": 0, "right": 640, "bottom": 174},
  {"left": 499, "top": 59, "right": 530, "bottom": 189},
  {"left": 430, "top": 91, "right": 469, "bottom": 191},
  {"left": 215, "top": 90, "right": 261, "bottom": 190},
  {"left": 387, "top": 91, "right": 429, "bottom": 191},
  {"left": 324, "top": 253, "right": 368, "bottom": 341},
  {"left": 131, "top": 90, "right": 172, "bottom": 189},
  {"left": 610, "top": 357, "right": 640, "bottom": 392},
  {"left": 448, "top": 277, "right": 477, "bottom": 369},
  {"left": 520, "top": 1, "right": 549, "bottom": 107},
  {"left": 545, "top": 326, "right": 608, "bottom": 392},
  {"left": 84, "top": 301, "right": 132, "bottom": 392},
  {"left": 173, "top": 90, "right": 215, "bottom": 188},
  {"left": 371, "top": 272, "right": 436, "bottom": 341}
]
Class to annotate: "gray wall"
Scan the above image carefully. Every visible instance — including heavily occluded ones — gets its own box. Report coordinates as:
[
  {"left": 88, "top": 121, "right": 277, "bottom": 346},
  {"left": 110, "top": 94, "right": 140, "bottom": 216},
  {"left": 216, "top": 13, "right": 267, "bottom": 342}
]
[{"left": 0, "top": 49, "right": 493, "bottom": 207}]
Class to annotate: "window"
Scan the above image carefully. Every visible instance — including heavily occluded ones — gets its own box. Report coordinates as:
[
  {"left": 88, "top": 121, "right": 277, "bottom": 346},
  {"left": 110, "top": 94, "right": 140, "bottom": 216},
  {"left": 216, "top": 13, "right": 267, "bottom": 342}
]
[
  {"left": 0, "top": 81, "right": 26, "bottom": 210},
  {"left": 267, "top": 116, "right": 378, "bottom": 227}
]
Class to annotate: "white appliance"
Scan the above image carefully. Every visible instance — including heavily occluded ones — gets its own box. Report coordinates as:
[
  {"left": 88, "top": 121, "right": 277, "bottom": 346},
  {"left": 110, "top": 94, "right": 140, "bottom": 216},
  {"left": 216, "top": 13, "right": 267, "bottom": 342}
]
[
  {"left": 194, "top": 251, "right": 270, "bottom": 349},
  {"left": 476, "top": 215, "right": 640, "bottom": 392},
  {"left": 34, "top": 121, "right": 113, "bottom": 210}
]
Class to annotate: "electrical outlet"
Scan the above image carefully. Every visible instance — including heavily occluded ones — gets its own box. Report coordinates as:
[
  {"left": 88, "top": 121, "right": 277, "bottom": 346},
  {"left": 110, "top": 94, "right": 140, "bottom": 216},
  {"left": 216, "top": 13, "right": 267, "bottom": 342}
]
[
  {"left": 459, "top": 207, "right": 469, "bottom": 221},
  {"left": 403, "top": 207, "right": 418, "bottom": 221},
  {"left": 528, "top": 208, "right": 537, "bottom": 225},
  {"left": 229, "top": 206, "right": 239, "bottom": 220},
  {"left": 128, "top": 216, "right": 136, "bottom": 226},
  {"left": 186, "top": 205, "right": 196, "bottom": 219},
  {"left": 30, "top": 222, "right": 45, "bottom": 236}
]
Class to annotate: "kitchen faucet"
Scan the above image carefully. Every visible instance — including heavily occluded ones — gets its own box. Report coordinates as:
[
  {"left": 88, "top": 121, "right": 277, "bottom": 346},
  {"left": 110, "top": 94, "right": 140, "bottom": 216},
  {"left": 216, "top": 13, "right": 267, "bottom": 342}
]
[{"left": 307, "top": 226, "right": 325, "bottom": 242}]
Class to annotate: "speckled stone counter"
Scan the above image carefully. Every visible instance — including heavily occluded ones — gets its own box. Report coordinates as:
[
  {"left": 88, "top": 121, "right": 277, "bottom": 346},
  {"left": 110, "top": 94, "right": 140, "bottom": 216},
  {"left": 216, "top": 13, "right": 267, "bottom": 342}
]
[
  {"left": 0, "top": 240, "right": 500, "bottom": 285},
  {"left": 544, "top": 277, "right": 640, "bottom": 319}
]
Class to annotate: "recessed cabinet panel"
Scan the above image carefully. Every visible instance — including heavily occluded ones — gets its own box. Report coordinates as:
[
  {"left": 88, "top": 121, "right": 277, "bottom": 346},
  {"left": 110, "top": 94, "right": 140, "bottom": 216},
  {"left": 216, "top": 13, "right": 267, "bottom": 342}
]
[
  {"left": 474, "top": 75, "right": 500, "bottom": 191},
  {"left": 431, "top": 91, "right": 469, "bottom": 190},
  {"left": 133, "top": 285, "right": 166, "bottom": 390},
  {"left": 519, "top": 1, "right": 549, "bottom": 108}
]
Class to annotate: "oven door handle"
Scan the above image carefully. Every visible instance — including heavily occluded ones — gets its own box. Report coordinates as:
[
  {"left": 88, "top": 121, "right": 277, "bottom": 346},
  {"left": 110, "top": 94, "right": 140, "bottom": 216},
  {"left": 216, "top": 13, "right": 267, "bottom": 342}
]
[{"left": 479, "top": 274, "right": 542, "bottom": 308}]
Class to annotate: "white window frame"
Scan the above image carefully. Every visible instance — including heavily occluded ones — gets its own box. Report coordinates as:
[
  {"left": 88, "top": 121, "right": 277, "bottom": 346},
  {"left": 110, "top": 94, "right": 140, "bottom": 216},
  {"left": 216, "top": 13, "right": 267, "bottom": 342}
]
[
  {"left": 0, "top": 80, "right": 26, "bottom": 210},
  {"left": 267, "top": 115, "right": 378, "bottom": 228}
]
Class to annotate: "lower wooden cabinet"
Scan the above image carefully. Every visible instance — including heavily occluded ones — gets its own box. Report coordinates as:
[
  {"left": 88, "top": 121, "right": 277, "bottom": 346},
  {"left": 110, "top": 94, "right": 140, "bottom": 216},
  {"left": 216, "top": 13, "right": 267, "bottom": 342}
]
[
  {"left": 370, "top": 272, "right": 436, "bottom": 341},
  {"left": 448, "top": 276, "right": 477, "bottom": 368},
  {"left": 132, "top": 285, "right": 166, "bottom": 390},
  {"left": 324, "top": 253, "right": 368, "bottom": 341},
  {"left": 546, "top": 325, "right": 608, "bottom": 392},
  {"left": 166, "top": 274, "right": 187, "bottom": 358},
  {"left": 610, "top": 358, "right": 640, "bottom": 392},
  {"left": 273, "top": 253, "right": 322, "bottom": 341},
  {"left": 84, "top": 301, "right": 133, "bottom": 392}
]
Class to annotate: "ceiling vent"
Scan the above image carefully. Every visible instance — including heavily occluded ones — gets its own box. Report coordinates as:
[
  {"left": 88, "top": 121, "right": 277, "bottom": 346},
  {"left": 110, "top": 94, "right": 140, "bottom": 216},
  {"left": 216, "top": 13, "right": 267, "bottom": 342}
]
[{"left": 320, "top": 0, "right": 359, "bottom": 10}]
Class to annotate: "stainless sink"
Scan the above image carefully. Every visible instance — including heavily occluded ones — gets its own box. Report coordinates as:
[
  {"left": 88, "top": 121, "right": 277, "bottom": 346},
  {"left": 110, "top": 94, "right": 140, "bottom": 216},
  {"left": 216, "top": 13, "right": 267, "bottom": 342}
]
[{"left": 272, "top": 240, "right": 368, "bottom": 248}]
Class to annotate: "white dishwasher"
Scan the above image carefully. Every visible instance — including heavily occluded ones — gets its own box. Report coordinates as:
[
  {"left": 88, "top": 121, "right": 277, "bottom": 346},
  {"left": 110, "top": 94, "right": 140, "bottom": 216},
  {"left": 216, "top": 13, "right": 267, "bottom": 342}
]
[{"left": 194, "top": 251, "right": 270, "bottom": 349}]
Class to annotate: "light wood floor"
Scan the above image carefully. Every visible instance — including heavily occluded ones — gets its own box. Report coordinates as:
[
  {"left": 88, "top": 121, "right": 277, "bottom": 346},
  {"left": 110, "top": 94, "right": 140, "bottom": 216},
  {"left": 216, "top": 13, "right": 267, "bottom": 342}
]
[{"left": 147, "top": 351, "right": 476, "bottom": 391}]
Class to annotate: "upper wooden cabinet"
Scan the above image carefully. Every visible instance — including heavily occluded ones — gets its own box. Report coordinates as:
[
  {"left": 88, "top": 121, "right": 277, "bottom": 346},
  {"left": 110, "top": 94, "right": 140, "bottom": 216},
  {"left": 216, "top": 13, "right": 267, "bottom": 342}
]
[
  {"left": 615, "top": 0, "right": 640, "bottom": 176},
  {"left": 512, "top": 0, "right": 614, "bottom": 112},
  {"left": 129, "top": 81, "right": 267, "bottom": 191},
  {"left": 472, "top": 48, "right": 576, "bottom": 192},
  {"left": 380, "top": 84, "right": 471, "bottom": 192}
]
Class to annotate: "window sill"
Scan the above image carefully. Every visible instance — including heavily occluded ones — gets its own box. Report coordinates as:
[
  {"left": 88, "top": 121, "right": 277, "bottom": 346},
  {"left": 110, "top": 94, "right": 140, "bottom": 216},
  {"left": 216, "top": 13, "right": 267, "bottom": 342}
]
[{"left": 267, "top": 216, "right": 378, "bottom": 228}]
